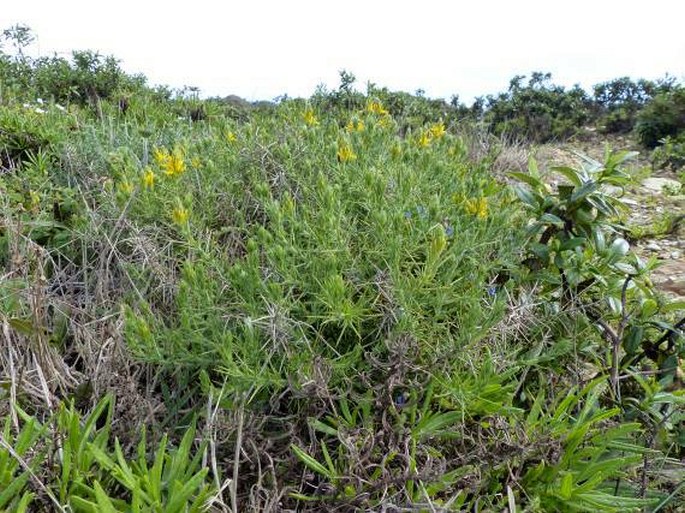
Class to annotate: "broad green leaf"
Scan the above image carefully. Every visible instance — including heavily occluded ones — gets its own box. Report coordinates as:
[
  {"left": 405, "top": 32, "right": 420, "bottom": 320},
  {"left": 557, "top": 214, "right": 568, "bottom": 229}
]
[
  {"left": 608, "top": 238, "right": 630, "bottom": 260},
  {"left": 560, "top": 237, "right": 586, "bottom": 251},
  {"left": 509, "top": 171, "right": 543, "bottom": 189},
  {"left": 570, "top": 182, "right": 600, "bottom": 204},
  {"left": 513, "top": 184, "right": 542, "bottom": 209},
  {"left": 592, "top": 228, "right": 606, "bottom": 252},
  {"left": 623, "top": 326, "right": 644, "bottom": 355},
  {"left": 539, "top": 213, "right": 564, "bottom": 226},
  {"left": 640, "top": 299, "right": 658, "bottom": 318},
  {"left": 613, "top": 262, "right": 637, "bottom": 275},
  {"left": 552, "top": 166, "right": 583, "bottom": 186},
  {"left": 607, "top": 295, "right": 622, "bottom": 314}
]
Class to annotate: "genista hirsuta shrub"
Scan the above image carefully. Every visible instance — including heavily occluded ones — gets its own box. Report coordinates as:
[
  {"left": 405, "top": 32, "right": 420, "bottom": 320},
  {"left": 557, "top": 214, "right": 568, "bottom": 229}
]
[{"left": 0, "top": 27, "right": 683, "bottom": 512}]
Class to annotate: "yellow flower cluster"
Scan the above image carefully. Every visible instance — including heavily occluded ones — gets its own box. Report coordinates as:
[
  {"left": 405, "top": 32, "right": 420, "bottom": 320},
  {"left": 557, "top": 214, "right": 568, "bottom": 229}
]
[
  {"left": 429, "top": 121, "right": 446, "bottom": 139},
  {"left": 366, "top": 101, "right": 389, "bottom": 116},
  {"left": 153, "top": 147, "right": 186, "bottom": 177},
  {"left": 375, "top": 115, "right": 392, "bottom": 129},
  {"left": 465, "top": 197, "right": 489, "bottom": 219},
  {"left": 171, "top": 204, "right": 189, "bottom": 225},
  {"left": 225, "top": 131, "right": 237, "bottom": 143},
  {"left": 303, "top": 108, "right": 319, "bottom": 126},
  {"left": 418, "top": 132, "right": 432, "bottom": 148},
  {"left": 345, "top": 119, "right": 365, "bottom": 133},
  {"left": 142, "top": 167, "right": 155, "bottom": 188},
  {"left": 29, "top": 190, "right": 41, "bottom": 208},
  {"left": 337, "top": 142, "right": 357, "bottom": 162},
  {"left": 417, "top": 122, "right": 447, "bottom": 148},
  {"left": 119, "top": 180, "right": 134, "bottom": 195}
]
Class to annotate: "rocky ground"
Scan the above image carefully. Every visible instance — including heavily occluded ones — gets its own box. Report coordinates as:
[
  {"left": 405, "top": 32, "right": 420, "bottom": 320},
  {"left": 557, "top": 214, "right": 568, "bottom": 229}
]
[{"left": 535, "top": 133, "right": 685, "bottom": 301}]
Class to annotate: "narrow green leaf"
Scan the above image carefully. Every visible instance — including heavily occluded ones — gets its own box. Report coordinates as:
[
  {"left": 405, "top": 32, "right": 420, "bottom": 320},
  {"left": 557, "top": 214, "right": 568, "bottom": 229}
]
[
  {"left": 0, "top": 471, "right": 30, "bottom": 509},
  {"left": 558, "top": 472, "right": 573, "bottom": 500},
  {"left": 93, "top": 481, "right": 120, "bottom": 513},
  {"left": 309, "top": 419, "right": 339, "bottom": 437},
  {"left": 15, "top": 492, "right": 34, "bottom": 513},
  {"left": 291, "top": 444, "right": 334, "bottom": 480},
  {"left": 413, "top": 411, "right": 461, "bottom": 439},
  {"left": 528, "top": 156, "right": 540, "bottom": 179},
  {"left": 165, "top": 470, "right": 208, "bottom": 513}
]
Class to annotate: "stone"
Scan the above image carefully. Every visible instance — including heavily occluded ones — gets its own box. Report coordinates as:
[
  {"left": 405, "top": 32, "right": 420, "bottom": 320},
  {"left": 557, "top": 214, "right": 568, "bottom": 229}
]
[
  {"left": 645, "top": 242, "right": 661, "bottom": 252},
  {"left": 641, "top": 177, "right": 682, "bottom": 194}
]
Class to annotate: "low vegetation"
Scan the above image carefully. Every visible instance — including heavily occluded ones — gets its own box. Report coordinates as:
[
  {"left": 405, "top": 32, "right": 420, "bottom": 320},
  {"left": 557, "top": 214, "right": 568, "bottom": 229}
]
[{"left": 0, "top": 25, "right": 683, "bottom": 512}]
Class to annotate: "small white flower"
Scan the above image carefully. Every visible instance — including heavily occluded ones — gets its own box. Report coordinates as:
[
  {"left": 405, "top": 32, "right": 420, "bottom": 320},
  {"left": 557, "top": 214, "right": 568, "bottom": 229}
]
[
  {"left": 34, "top": 108, "right": 46, "bottom": 114},
  {"left": 36, "top": 98, "right": 44, "bottom": 104}
]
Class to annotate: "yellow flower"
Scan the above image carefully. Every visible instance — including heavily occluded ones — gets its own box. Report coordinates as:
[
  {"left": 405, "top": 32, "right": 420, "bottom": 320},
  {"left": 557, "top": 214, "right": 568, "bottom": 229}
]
[
  {"left": 303, "top": 108, "right": 319, "bottom": 126},
  {"left": 337, "top": 142, "right": 357, "bottom": 162},
  {"left": 225, "top": 131, "right": 237, "bottom": 143},
  {"left": 346, "top": 119, "right": 365, "bottom": 133},
  {"left": 376, "top": 116, "right": 392, "bottom": 129},
  {"left": 153, "top": 147, "right": 170, "bottom": 167},
  {"left": 171, "top": 205, "right": 189, "bottom": 225},
  {"left": 164, "top": 150, "right": 186, "bottom": 177},
  {"left": 465, "top": 197, "right": 488, "bottom": 219},
  {"left": 142, "top": 167, "right": 155, "bottom": 188},
  {"left": 119, "top": 180, "right": 134, "bottom": 195},
  {"left": 29, "top": 190, "right": 41, "bottom": 208},
  {"left": 418, "top": 132, "right": 432, "bottom": 148},
  {"left": 429, "top": 121, "right": 446, "bottom": 139},
  {"left": 366, "top": 101, "right": 389, "bottom": 116}
]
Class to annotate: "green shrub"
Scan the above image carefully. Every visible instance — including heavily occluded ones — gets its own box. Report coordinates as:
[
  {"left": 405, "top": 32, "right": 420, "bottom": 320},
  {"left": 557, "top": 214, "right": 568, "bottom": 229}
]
[
  {"left": 652, "top": 133, "right": 685, "bottom": 171},
  {"left": 592, "top": 76, "right": 675, "bottom": 134},
  {"left": 484, "top": 72, "right": 592, "bottom": 142},
  {"left": 636, "top": 87, "right": 685, "bottom": 148}
]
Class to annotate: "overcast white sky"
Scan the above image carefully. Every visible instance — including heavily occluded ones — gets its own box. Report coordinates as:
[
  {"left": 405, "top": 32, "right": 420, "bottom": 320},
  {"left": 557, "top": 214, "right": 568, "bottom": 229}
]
[{"left": 3, "top": 0, "right": 684, "bottom": 103}]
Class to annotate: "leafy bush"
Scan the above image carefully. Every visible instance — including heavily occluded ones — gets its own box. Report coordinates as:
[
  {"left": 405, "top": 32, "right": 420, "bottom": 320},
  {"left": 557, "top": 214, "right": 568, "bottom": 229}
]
[
  {"left": 652, "top": 133, "right": 685, "bottom": 171},
  {"left": 636, "top": 87, "right": 685, "bottom": 148},
  {"left": 511, "top": 150, "right": 685, "bottom": 451},
  {"left": 592, "top": 76, "right": 676, "bottom": 134},
  {"left": 483, "top": 72, "right": 592, "bottom": 142}
]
